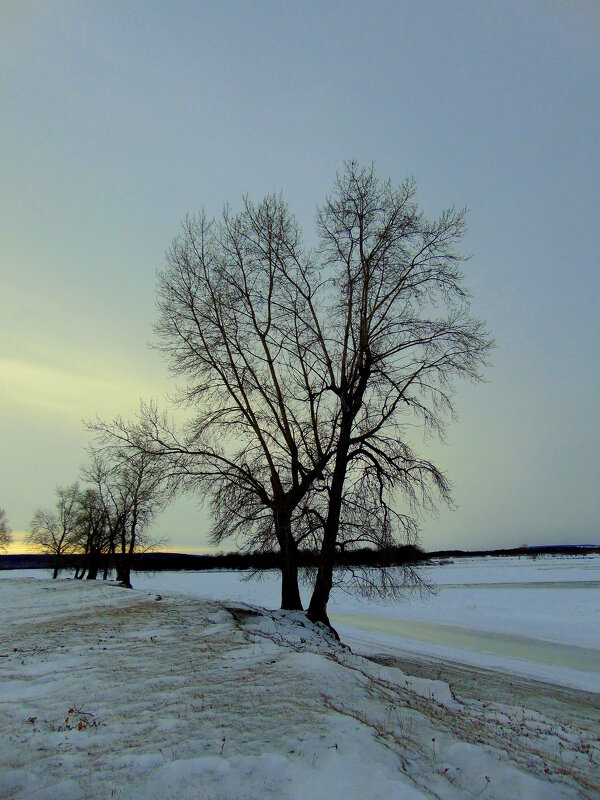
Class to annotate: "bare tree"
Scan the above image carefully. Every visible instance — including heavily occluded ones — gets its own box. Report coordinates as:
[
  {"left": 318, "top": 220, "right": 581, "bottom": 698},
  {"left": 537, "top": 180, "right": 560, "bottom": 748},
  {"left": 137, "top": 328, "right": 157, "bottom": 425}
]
[
  {"left": 302, "top": 162, "right": 492, "bottom": 625},
  {"left": 94, "top": 164, "right": 491, "bottom": 624},
  {"left": 28, "top": 484, "right": 80, "bottom": 578},
  {"left": 84, "top": 448, "right": 170, "bottom": 588},
  {"left": 0, "top": 508, "right": 12, "bottom": 552},
  {"left": 71, "top": 487, "right": 110, "bottom": 580},
  {"left": 94, "top": 196, "right": 337, "bottom": 609}
]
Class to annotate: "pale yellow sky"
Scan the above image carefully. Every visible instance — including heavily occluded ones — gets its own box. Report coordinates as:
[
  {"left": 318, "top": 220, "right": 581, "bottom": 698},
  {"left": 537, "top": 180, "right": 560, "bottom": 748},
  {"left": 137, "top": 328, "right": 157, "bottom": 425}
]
[
  {"left": 3, "top": 531, "right": 218, "bottom": 557},
  {"left": 1, "top": 355, "right": 160, "bottom": 421},
  {"left": 4, "top": 532, "right": 37, "bottom": 556}
]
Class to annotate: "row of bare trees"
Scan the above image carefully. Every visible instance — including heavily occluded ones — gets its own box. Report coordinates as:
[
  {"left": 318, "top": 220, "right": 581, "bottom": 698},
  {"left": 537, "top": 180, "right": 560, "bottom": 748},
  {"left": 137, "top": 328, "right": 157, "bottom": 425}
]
[
  {"left": 91, "top": 162, "right": 492, "bottom": 627},
  {"left": 0, "top": 508, "right": 12, "bottom": 552},
  {"left": 27, "top": 449, "right": 170, "bottom": 585}
]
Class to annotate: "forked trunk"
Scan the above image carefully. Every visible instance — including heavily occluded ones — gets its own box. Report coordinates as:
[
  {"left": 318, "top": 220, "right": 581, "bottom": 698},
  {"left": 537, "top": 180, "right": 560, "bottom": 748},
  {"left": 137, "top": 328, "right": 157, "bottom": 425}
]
[
  {"left": 307, "top": 436, "right": 350, "bottom": 628},
  {"left": 306, "top": 533, "right": 336, "bottom": 627},
  {"left": 276, "top": 511, "right": 302, "bottom": 610}
]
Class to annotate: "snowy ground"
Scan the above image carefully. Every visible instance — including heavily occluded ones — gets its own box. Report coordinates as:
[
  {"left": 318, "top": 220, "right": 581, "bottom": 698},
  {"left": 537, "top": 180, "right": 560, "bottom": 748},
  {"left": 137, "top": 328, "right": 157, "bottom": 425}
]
[
  {"left": 1, "top": 565, "right": 599, "bottom": 798},
  {"left": 127, "top": 554, "right": 599, "bottom": 692}
]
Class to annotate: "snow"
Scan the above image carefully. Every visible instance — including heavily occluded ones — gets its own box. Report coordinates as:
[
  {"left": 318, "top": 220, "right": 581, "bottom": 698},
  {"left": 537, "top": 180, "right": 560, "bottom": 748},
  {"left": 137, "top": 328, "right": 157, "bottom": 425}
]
[
  {"left": 330, "top": 555, "right": 600, "bottom": 693},
  {"left": 116, "top": 554, "right": 599, "bottom": 693},
  {"left": 1, "top": 566, "right": 599, "bottom": 798},
  {"left": 3, "top": 556, "right": 599, "bottom": 693}
]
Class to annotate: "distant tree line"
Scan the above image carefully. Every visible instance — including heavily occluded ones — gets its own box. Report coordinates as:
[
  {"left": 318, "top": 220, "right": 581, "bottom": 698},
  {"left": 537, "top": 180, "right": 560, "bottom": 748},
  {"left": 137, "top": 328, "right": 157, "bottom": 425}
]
[
  {"left": 429, "top": 545, "right": 600, "bottom": 559},
  {"left": 25, "top": 444, "right": 171, "bottom": 585},
  {"left": 0, "top": 508, "right": 12, "bottom": 552},
  {"left": 2, "top": 543, "right": 425, "bottom": 572},
  {"left": 6, "top": 543, "right": 595, "bottom": 575}
]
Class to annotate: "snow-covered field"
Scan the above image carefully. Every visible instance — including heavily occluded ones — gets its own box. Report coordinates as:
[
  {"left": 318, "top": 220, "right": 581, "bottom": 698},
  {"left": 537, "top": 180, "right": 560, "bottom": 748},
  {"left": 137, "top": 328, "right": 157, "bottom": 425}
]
[{"left": 1, "top": 556, "right": 599, "bottom": 798}]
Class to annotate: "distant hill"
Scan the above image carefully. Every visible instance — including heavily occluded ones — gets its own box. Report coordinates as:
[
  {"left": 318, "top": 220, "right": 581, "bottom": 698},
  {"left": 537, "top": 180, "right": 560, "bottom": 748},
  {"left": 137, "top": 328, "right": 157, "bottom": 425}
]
[{"left": 428, "top": 544, "right": 599, "bottom": 559}]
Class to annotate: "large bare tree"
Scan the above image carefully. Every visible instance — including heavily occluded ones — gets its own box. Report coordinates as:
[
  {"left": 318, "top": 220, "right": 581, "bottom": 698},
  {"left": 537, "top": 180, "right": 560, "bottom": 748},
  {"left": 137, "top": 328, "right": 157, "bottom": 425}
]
[
  {"left": 301, "top": 162, "right": 492, "bottom": 624},
  {"left": 94, "top": 163, "right": 491, "bottom": 623},
  {"left": 96, "top": 196, "right": 337, "bottom": 609}
]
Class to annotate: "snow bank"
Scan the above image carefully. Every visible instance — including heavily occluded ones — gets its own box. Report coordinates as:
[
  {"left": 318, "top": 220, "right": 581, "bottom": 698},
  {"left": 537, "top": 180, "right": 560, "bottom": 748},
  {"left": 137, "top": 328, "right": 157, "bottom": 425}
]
[{"left": 1, "top": 578, "right": 597, "bottom": 798}]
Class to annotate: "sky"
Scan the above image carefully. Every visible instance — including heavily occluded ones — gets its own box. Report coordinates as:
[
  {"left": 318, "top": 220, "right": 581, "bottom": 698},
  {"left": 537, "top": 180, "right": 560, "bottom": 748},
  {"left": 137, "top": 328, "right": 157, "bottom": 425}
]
[{"left": 1, "top": 0, "right": 599, "bottom": 554}]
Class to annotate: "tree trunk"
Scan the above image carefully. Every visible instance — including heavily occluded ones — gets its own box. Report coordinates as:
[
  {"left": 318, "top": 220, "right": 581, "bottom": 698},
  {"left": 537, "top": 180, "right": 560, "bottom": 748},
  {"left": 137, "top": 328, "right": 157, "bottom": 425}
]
[
  {"left": 307, "top": 362, "right": 369, "bottom": 629},
  {"left": 276, "top": 510, "right": 302, "bottom": 610},
  {"left": 114, "top": 550, "right": 124, "bottom": 583},
  {"left": 86, "top": 555, "right": 99, "bottom": 580},
  {"left": 306, "top": 535, "right": 335, "bottom": 626},
  {"left": 104, "top": 531, "right": 117, "bottom": 580},
  {"left": 119, "top": 564, "right": 132, "bottom": 589},
  {"left": 114, "top": 551, "right": 132, "bottom": 587},
  {"left": 114, "top": 528, "right": 129, "bottom": 585},
  {"left": 306, "top": 516, "right": 340, "bottom": 627},
  {"left": 307, "top": 434, "right": 350, "bottom": 628},
  {"left": 280, "top": 542, "right": 302, "bottom": 610},
  {"left": 77, "top": 541, "right": 90, "bottom": 579},
  {"left": 121, "top": 521, "right": 137, "bottom": 590}
]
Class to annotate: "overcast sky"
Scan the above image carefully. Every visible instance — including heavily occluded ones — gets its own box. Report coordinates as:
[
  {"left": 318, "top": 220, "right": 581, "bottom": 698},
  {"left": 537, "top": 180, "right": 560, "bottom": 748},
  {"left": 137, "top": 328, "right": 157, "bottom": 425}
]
[{"left": 2, "top": 0, "right": 599, "bottom": 553}]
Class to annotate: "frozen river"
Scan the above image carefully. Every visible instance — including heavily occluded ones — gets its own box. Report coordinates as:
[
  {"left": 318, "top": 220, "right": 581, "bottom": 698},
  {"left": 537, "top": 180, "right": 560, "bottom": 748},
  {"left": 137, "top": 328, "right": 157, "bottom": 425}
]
[{"left": 3, "top": 554, "right": 599, "bottom": 692}]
